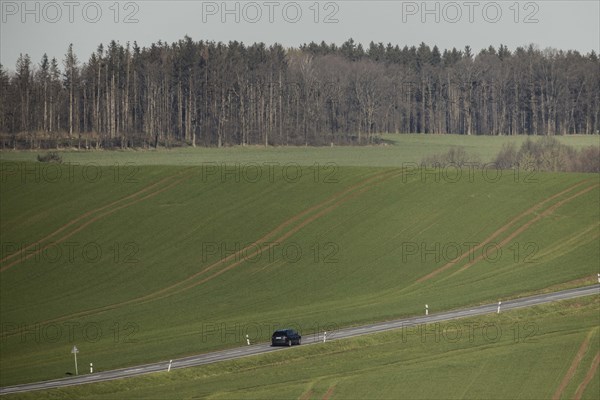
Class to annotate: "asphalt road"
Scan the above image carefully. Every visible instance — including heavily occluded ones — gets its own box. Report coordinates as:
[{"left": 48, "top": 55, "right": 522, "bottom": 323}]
[{"left": 1, "top": 284, "right": 598, "bottom": 395}]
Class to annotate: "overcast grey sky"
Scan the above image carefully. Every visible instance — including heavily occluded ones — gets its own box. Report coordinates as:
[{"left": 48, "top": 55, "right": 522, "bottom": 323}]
[{"left": 1, "top": 1, "right": 598, "bottom": 70}]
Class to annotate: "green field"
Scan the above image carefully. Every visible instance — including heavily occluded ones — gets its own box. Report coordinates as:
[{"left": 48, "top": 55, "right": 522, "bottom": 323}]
[
  {"left": 1, "top": 133, "right": 598, "bottom": 167},
  {"left": 6, "top": 297, "right": 600, "bottom": 399},
  {"left": 1, "top": 134, "right": 598, "bottom": 396}
]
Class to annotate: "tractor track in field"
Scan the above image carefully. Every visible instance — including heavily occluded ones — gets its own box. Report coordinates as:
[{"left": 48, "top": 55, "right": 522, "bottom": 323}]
[
  {"left": 552, "top": 329, "right": 597, "bottom": 400},
  {"left": 96, "top": 168, "right": 403, "bottom": 305},
  {"left": 0, "top": 168, "right": 194, "bottom": 272},
  {"left": 157, "top": 168, "right": 402, "bottom": 290},
  {"left": 416, "top": 180, "right": 596, "bottom": 283},
  {"left": 321, "top": 384, "right": 337, "bottom": 400},
  {"left": 451, "top": 183, "right": 599, "bottom": 276},
  {"left": 5, "top": 169, "right": 404, "bottom": 332},
  {"left": 0, "top": 169, "right": 190, "bottom": 264},
  {"left": 163, "top": 176, "right": 394, "bottom": 299},
  {"left": 533, "top": 223, "right": 599, "bottom": 261},
  {"left": 298, "top": 389, "right": 314, "bottom": 400},
  {"left": 573, "top": 351, "right": 600, "bottom": 400}
]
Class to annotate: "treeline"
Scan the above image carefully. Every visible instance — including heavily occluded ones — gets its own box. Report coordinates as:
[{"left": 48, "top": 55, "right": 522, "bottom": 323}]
[{"left": 1, "top": 38, "right": 599, "bottom": 149}]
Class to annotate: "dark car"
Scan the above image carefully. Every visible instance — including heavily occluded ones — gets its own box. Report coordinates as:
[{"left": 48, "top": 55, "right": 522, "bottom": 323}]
[{"left": 271, "top": 329, "right": 301, "bottom": 346}]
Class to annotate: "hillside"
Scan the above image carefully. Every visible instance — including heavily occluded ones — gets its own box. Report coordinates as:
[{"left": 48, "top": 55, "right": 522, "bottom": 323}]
[{"left": 1, "top": 146, "right": 598, "bottom": 386}]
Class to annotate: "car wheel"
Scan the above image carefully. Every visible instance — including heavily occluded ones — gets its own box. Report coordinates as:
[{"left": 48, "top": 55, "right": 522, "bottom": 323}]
[{"left": 298, "top": 338, "right": 301, "bottom": 345}]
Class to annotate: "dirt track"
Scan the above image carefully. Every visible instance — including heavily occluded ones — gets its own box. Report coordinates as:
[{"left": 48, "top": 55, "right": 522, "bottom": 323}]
[
  {"left": 0, "top": 168, "right": 194, "bottom": 272},
  {"left": 573, "top": 351, "right": 600, "bottom": 400},
  {"left": 7, "top": 169, "right": 403, "bottom": 330},
  {"left": 417, "top": 180, "right": 596, "bottom": 283},
  {"left": 552, "top": 328, "right": 596, "bottom": 400}
]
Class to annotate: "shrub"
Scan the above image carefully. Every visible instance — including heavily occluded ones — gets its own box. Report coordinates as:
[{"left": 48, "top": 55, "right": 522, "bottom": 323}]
[
  {"left": 492, "top": 137, "right": 599, "bottom": 173},
  {"left": 37, "top": 151, "right": 63, "bottom": 163},
  {"left": 572, "top": 146, "right": 600, "bottom": 173},
  {"left": 494, "top": 143, "right": 518, "bottom": 170}
]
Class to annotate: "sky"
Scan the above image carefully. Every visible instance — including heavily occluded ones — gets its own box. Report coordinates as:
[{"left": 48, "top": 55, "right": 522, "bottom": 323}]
[{"left": 1, "top": 0, "right": 599, "bottom": 71}]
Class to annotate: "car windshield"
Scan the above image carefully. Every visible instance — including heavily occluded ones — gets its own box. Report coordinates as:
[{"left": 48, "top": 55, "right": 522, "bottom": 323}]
[{"left": 273, "top": 331, "right": 286, "bottom": 336}]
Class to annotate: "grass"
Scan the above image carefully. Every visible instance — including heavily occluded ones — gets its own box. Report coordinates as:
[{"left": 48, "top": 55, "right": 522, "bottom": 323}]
[
  {"left": 1, "top": 133, "right": 598, "bottom": 167},
  {"left": 5, "top": 296, "right": 599, "bottom": 399},
  {"left": 1, "top": 134, "right": 598, "bottom": 392},
  {"left": 1, "top": 161, "right": 597, "bottom": 387}
]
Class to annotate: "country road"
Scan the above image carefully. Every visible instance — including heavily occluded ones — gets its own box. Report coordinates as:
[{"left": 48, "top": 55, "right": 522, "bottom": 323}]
[{"left": 1, "top": 284, "right": 598, "bottom": 395}]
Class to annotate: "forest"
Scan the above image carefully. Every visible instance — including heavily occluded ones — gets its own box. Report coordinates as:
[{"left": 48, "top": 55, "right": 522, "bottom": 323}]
[{"left": 1, "top": 38, "right": 599, "bottom": 148}]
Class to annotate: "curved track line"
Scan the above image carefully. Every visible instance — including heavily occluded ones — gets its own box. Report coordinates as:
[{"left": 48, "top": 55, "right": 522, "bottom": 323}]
[
  {"left": 11, "top": 170, "right": 402, "bottom": 330},
  {"left": 416, "top": 180, "right": 593, "bottom": 283},
  {"left": 451, "top": 183, "right": 598, "bottom": 276},
  {"left": 151, "top": 169, "right": 406, "bottom": 300},
  {"left": 136, "top": 169, "right": 400, "bottom": 296},
  {"left": 165, "top": 169, "right": 400, "bottom": 285},
  {"left": 250, "top": 259, "right": 284, "bottom": 276},
  {"left": 0, "top": 168, "right": 192, "bottom": 266},
  {"left": 573, "top": 351, "right": 600, "bottom": 400},
  {"left": 1, "top": 173, "right": 192, "bottom": 272},
  {"left": 298, "top": 389, "right": 314, "bottom": 400},
  {"left": 166, "top": 185, "right": 377, "bottom": 298},
  {"left": 552, "top": 329, "right": 596, "bottom": 400},
  {"left": 322, "top": 385, "right": 336, "bottom": 400},
  {"left": 533, "top": 223, "right": 599, "bottom": 261}
]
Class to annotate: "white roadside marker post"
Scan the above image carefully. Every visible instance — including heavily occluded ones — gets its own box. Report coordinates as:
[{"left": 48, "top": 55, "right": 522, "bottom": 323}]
[
  {"left": 497, "top": 301, "right": 502, "bottom": 314},
  {"left": 425, "top": 304, "right": 429, "bottom": 316},
  {"left": 71, "top": 345, "right": 79, "bottom": 376},
  {"left": 90, "top": 363, "right": 93, "bottom": 374},
  {"left": 168, "top": 360, "right": 172, "bottom": 372},
  {"left": 246, "top": 334, "right": 250, "bottom": 346},
  {"left": 323, "top": 331, "right": 327, "bottom": 343},
  {"left": 597, "top": 273, "right": 599, "bottom": 283}
]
